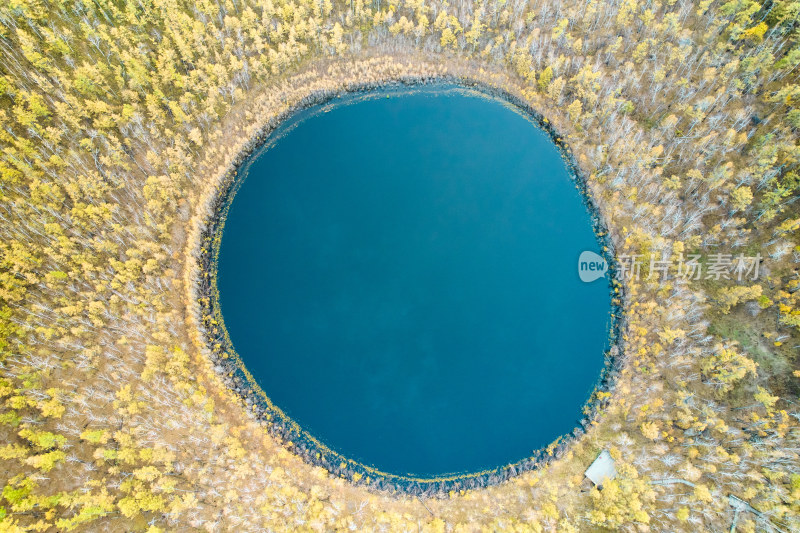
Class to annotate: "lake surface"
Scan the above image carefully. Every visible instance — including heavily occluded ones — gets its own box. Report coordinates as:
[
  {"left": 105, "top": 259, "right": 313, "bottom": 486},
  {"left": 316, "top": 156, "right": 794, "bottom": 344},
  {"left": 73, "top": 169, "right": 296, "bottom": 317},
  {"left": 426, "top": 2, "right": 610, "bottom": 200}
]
[{"left": 216, "top": 87, "right": 612, "bottom": 477}]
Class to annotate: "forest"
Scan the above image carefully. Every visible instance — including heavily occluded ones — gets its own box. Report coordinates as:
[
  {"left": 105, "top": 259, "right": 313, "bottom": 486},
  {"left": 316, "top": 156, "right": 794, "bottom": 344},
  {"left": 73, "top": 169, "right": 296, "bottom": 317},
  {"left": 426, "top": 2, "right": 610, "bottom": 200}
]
[{"left": 0, "top": 0, "right": 799, "bottom": 531}]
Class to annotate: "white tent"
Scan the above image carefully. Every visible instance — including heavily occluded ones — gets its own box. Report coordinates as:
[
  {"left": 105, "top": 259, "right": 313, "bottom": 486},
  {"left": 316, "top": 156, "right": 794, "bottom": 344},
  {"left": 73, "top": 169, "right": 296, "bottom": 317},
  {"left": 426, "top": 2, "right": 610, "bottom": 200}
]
[{"left": 585, "top": 450, "right": 617, "bottom": 487}]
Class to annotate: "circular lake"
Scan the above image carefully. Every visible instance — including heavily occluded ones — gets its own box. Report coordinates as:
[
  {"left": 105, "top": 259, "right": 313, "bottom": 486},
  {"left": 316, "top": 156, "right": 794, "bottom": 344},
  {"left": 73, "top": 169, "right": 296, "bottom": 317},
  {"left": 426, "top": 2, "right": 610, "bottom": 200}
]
[{"left": 216, "top": 87, "right": 612, "bottom": 478}]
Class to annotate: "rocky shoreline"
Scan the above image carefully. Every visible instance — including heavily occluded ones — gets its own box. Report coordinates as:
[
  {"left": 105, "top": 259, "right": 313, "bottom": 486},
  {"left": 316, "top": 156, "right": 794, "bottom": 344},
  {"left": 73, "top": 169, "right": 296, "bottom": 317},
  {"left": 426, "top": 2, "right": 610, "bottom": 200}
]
[{"left": 194, "top": 75, "right": 627, "bottom": 497}]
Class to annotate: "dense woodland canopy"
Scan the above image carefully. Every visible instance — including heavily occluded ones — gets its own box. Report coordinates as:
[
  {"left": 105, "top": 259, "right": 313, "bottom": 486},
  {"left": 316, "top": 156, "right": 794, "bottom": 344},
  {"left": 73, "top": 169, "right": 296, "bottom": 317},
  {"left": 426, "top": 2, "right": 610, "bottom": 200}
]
[{"left": 0, "top": 0, "right": 799, "bottom": 530}]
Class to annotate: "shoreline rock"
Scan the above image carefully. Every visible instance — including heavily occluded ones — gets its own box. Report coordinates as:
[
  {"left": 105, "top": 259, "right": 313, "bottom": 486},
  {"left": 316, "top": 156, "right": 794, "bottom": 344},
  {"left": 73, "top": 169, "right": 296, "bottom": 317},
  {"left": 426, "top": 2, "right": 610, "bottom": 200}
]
[{"left": 194, "top": 75, "right": 627, "bottom": 497}]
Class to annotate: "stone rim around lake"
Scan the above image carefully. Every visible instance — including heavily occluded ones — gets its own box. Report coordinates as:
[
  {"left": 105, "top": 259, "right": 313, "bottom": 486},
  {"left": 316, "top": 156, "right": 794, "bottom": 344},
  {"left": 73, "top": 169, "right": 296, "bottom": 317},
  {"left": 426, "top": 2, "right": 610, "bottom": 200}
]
[{"left": 195, "top": 79, "right": 625, "bottom": 495}]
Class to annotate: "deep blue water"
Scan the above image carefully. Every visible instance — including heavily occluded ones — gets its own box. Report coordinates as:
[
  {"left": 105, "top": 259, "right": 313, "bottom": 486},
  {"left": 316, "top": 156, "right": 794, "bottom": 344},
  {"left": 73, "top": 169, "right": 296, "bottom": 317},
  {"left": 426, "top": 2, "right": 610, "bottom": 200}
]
[{"left": 217, "top": 88, "right": 611, "bottom": 477}]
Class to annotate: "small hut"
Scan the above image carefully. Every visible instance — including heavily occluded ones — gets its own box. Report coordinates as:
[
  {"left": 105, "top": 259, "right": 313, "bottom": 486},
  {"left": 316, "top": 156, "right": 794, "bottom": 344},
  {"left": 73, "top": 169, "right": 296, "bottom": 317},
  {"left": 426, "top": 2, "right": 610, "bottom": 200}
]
[{"left": 584, "top": 450, "right": 616, "bottom": 488}]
